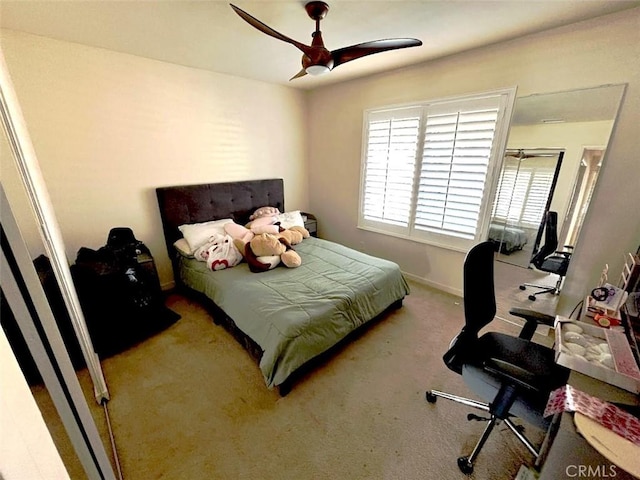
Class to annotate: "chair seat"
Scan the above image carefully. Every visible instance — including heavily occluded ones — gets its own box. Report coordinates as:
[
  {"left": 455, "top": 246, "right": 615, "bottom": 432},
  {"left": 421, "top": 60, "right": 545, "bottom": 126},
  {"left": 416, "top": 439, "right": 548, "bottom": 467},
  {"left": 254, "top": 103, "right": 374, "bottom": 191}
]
[
  {"left": 539, "top": 255, "right": 569, "bottom": 276},
  {"left": 462, "top": 332, "right": 569, "bottom": 429}
]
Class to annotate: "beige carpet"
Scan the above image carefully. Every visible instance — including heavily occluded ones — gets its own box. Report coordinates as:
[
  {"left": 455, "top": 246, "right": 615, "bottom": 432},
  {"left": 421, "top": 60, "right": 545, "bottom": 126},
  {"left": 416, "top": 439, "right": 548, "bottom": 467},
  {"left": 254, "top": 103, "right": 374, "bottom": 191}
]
[{"left": 33, "top": 275, "right": 552, "bottom": 480}]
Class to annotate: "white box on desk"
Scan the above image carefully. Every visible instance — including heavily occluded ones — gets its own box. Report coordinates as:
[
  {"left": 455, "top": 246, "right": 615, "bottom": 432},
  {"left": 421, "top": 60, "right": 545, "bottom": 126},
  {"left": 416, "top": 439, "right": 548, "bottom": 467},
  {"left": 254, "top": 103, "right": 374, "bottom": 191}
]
[{"left": 554, "top": 316, "right": 640, "bottom": 394}]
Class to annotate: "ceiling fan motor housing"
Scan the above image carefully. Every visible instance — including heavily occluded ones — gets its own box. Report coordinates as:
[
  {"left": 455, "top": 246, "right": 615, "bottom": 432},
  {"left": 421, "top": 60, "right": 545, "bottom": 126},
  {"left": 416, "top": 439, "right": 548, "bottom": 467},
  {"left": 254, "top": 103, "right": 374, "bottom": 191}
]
[
  {"left": 304, "top": 31, "right": 334, "bottom": 71},
  {"left": 305, "top": 2, "right": 330, "bottom": 21}
]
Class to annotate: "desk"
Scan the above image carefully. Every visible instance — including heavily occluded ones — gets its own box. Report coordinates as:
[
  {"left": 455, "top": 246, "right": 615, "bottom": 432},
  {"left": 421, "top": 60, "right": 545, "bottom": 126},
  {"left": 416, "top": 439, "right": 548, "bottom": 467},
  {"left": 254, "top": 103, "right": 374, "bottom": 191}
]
[
  {"left": 574, "top": 412, "right": 640, "bottom": 478},
  {"left": 539, "top": 410, "right": 638, "bottom": 480},
  {"left": 538, "top": 357, "right": 640, "bottom": 479}
]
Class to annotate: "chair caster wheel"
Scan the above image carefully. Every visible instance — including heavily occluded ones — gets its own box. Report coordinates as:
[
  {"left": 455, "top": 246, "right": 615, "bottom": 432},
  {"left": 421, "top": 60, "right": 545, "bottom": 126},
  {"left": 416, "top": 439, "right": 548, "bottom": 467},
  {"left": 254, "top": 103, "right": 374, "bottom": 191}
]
[
  {"left": 426, "top": 391, "right": 437, "bottom": 403},
  {"left": 519, "top": 285, "right": 526, "bottom": 290},
  {"left": 528, "top": 295, "right": 536, "bottom": 301},
  {"left": 467, "top": 413, "right": 489, "bottom": 422},
  {"left": 457, "top": 456, "right": 474, "bottom": 474}
]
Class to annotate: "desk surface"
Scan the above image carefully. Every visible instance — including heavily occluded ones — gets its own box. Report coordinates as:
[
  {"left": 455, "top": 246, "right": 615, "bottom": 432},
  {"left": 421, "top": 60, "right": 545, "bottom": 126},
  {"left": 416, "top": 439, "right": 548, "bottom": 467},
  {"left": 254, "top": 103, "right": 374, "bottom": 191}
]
[
  {"left": 574, "top": 412, "right": 640, "bottom": 478},
  {"left": 543, "top": 318, "right": 640, "bottom": 480},
  {"left": 539, "top": 412, "right": 638, "bottom": 480}
]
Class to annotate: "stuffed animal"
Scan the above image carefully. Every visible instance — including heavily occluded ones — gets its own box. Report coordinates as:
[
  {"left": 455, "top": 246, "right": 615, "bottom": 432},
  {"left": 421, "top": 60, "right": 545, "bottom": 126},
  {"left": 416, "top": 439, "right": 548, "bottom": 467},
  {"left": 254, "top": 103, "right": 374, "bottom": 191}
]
[
  {"left": 277, "top": 225, "right": 311, "bottom": 245},
  {"left": 193, "top": 234, "right": 243, "bottom": 271},
  {"left": 289, "top": 225, "right": 310, "bottom": 239},
  {"left": 277, "top": 228, "right": 302, "bottom": 245},
  {"left": 226, "top": 221, "right": 310, "bottom": 251},
  {"left": 223, "top": 206, "right": 311, "bottom": 273},
  {"left": 237, "top": 233, "right": 302, "bottom": 272},
  {"left": 251, "top": 232, "right": 286, "bottom": 257},
  {"left": 224, "top": 219, "right": 279, "bottom": 244},
  {"left": 249, "top": 206, "right": 280, "bottom": 221}
]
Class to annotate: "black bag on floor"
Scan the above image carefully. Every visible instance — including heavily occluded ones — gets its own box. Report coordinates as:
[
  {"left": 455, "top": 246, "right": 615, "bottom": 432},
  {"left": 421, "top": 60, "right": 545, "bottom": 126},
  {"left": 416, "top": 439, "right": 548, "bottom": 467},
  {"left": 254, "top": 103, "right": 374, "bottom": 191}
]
[{"left": 72, "top": 228, "right": 179, "bottom": 357}]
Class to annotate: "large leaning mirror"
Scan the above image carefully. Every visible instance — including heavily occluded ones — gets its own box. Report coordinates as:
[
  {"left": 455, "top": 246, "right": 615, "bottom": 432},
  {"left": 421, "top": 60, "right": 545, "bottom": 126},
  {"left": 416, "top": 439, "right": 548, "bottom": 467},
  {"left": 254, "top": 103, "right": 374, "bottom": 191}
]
[{"left": 489, "top": 84, "right": 626, "bottom": 272}]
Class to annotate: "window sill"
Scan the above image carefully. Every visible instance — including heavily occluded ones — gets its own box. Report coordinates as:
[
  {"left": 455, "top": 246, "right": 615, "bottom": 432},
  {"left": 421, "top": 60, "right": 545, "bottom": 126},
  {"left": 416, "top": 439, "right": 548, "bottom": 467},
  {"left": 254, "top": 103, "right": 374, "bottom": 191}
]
[{"left": 356, "top": 224, "right": 471, "bottom": 253}]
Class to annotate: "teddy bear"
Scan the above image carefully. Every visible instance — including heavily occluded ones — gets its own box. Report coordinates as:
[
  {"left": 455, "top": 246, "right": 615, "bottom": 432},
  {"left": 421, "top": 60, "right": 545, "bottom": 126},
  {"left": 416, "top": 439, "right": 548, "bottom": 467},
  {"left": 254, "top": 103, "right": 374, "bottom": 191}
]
[
  {"left": 277, "top": 225, "right": 309, "bottom": 245},
  {"left": 223, "top": 207, "right": 311, "bottom": 272},
  {"left": 225, "top": 218, "right": 310, "bottom": 250},
  {"left": 237, "top": 232, "right": 302, "bottom": 273},
  {"left": 224, "top": 217, "right": 279, "bottom": 244}
]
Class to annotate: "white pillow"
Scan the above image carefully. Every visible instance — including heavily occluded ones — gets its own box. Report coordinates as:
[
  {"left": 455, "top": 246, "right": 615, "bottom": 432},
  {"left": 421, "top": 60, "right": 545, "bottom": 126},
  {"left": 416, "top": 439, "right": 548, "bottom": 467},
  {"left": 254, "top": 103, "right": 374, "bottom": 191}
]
[
  {"left": 173, "top": 238, "right": 195, "bottom": 258},
  {"left": 276, "top": 210, "right": 305, "bottom": 229},
  {"left": 178, "top": 218, "right": 233, "bottom": 252}
]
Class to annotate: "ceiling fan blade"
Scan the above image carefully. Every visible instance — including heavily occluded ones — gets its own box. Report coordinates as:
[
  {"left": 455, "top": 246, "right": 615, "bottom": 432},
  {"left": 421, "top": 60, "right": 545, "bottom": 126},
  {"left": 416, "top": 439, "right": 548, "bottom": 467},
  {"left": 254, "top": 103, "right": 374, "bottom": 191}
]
[
  {"left": 331, "top": 38, "right": 422, "bottom": 69},
  {"left": 290, "top": 68, "right": 308, "bottom": 81},
  {"left": 230, "top": 4, "right": 314, "bottom": 56}
]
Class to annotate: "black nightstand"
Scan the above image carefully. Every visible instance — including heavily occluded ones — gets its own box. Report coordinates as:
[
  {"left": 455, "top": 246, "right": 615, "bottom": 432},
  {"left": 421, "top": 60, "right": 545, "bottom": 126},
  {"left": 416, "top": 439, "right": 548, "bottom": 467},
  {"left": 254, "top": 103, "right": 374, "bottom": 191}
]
[
  {"left": 302, "top": 212, "right": 317, "bottom": 237},
  {"left": 136, "top": 251, "right": 162, "bottom": 297}
]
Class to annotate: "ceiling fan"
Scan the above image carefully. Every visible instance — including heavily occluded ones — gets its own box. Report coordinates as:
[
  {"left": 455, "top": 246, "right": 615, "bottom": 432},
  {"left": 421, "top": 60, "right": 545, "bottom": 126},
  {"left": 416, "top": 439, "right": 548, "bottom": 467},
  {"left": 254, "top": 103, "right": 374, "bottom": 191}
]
[{"left": 230, "top": 2, "right": 422, "bottom": 80}]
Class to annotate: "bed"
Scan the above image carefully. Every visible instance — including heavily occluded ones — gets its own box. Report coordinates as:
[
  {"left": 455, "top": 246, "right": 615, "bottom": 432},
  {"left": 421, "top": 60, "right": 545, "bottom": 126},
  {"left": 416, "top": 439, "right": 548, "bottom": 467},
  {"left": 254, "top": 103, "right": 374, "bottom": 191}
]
[
  {"left": 156, "top": 179, "right": 410, "bottom": 394},
  {"left": 488, "top": 222, "right": 529, "bottom": 254}
]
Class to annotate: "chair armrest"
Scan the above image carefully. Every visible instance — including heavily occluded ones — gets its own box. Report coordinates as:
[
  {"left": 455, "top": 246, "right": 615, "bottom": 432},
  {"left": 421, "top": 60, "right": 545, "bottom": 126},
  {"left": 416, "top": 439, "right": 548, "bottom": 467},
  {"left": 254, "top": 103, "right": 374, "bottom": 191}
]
[
  {"left": 509, "top": 307, "right": 555, "bottom": 340},
  {"left": 483, "top": 358, "right": 541, "bottom": 393}
]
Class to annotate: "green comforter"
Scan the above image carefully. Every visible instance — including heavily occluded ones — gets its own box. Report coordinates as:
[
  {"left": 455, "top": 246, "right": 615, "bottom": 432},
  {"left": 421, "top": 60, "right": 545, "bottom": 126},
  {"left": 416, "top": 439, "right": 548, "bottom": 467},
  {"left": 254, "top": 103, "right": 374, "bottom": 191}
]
[{"left": 179, "top": 237, "right": 410, "bottom": 388}]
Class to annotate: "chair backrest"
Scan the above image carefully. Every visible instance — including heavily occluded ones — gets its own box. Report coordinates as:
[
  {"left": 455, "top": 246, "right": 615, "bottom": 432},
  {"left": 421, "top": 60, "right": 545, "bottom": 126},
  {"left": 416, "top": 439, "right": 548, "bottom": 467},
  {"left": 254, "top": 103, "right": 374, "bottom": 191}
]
[
  {"left": 463, "top": 241, "right": 497, "bottom": 335},
  {"left": 531, "top": 211, "right": 559, "bottom": 267},
  {"left": 443, "top": 241, "right": 497, "bottom": 373}
]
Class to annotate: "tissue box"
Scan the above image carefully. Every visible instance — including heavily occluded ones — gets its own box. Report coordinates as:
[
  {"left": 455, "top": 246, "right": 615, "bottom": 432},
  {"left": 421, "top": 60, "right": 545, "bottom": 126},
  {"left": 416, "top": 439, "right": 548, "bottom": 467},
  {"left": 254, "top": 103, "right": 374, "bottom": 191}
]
[{"left": 554, "top": 316, "right": 640, "bottom": 394}]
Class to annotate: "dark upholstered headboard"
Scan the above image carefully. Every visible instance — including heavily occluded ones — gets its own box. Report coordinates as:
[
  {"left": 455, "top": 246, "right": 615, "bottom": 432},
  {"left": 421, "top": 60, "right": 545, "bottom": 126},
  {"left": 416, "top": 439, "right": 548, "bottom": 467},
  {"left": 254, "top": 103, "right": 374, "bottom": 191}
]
[{"left": 156, "top": 178, "right": 284, "bottom": 264}]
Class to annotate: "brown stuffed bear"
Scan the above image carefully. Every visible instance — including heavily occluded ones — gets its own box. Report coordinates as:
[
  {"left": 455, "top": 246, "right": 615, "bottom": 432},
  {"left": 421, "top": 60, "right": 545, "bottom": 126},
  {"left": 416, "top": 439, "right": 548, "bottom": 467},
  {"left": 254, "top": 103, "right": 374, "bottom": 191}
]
[
  {"left": 277, "top": 225, "right": 310, "bottom": 245},
  {"left": 251, "top": 232, "right": 286, "bottom": 257},
  {"left": 277, "top": 229, "right": 302, "bottom": 245},
  {"left": 238, "top": 233, "right": 302, "bottom": 273}
]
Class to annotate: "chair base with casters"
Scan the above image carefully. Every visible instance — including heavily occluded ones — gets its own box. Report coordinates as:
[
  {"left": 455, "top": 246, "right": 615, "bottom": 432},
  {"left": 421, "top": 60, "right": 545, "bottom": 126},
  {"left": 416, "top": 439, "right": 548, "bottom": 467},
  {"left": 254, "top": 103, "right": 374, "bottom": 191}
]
[
  {"left": 426, "top": 322, "right": 567, "bottom": 474},
  {"left": 426, "top": 382, "right": 561, "bottom": 475},
  {"left": 519, "top": 275, "right": 564, "bottom": 301},
  {"left": 520, "top": 210, "right": 573, "bottom": 302},
  {"left": 426, "top": 241, "right": 570, "bottom": 475}
]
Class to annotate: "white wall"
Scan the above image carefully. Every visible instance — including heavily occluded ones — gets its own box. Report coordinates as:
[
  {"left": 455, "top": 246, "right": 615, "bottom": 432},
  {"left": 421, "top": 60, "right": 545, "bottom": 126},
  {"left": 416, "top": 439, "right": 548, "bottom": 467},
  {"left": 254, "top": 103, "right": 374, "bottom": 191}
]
[
  {"left": 507, "top": 119, "right": 614, "bottom": 229},
  {"left": 307, "top": 9, "right": 640, "bottom": 311},
  {"left": 0, "top": 29, "right": 309, "bottom": 287}
]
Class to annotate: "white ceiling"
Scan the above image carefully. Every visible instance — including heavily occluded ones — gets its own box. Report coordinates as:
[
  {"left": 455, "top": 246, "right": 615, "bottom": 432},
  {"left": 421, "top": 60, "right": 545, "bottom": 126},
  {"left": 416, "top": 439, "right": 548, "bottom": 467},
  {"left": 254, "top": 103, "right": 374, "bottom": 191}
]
[{"left": 1, "top": 1, "right": 639, "bottom": 90}]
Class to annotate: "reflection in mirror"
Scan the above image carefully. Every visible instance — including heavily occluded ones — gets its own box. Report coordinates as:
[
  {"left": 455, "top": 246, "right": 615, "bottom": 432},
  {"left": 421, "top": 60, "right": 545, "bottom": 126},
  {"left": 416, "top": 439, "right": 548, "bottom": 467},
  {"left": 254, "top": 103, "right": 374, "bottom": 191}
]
[
  {"left": 489, "top": 84, "right": 625, "bottom": 313},
  {"left": 490, "top": 148, "right": 565, "bottom": 268},
  {"left": 0, "top": 82, "right": 115, "bottom": 478}
]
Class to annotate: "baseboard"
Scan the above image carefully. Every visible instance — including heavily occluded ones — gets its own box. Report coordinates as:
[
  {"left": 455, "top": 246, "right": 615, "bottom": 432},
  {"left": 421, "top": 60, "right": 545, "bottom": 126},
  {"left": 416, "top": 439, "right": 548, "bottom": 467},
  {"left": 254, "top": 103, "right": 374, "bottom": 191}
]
[{"left": 401, "top": 271, "right": 463, "bottom": 298}]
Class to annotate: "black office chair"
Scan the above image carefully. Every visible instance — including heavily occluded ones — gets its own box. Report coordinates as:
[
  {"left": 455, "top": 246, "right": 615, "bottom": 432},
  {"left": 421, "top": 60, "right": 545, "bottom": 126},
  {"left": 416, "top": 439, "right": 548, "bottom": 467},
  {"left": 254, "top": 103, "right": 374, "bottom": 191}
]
[
  {"left": 426, "top": 241, "right": 569, "bottom": 474},
  {"left": 520, "top": 211, "right": 573, "bottom": 301}
]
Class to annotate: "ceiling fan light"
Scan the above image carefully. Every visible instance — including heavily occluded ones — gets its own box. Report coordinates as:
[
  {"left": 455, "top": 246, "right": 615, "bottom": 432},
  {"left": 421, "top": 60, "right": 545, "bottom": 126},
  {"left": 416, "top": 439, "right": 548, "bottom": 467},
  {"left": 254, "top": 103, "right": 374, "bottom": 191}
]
[{"left": 306, "top": 65, "right": 331, "bottom": 76}]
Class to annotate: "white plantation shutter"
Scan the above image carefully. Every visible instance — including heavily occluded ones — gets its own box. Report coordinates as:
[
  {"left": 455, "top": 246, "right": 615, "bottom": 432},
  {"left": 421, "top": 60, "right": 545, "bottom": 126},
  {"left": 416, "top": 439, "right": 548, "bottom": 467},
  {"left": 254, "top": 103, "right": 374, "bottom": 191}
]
[
  {"left": 415, "top": 102, "right": 499, "bottom": 239},
  {"left": 491, "top": 156, "right": 557, "bottom": 227},
  {"left": 521, "top": 167, "right": 554, "bottom": 225},
  {"left": 362, "top": 107, "right": 421, "bottom": 229},
  {"left": 359, "top": 89, "right": 515, "bottom": 249},
  {"left": 492, "top": 162, "right": 518, "bottom": 220}
]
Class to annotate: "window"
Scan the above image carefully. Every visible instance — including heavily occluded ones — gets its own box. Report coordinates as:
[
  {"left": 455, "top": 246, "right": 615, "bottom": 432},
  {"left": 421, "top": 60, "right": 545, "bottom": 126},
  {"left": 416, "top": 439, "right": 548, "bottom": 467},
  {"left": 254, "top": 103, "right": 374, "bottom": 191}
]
[
  {"left": 491, "top": 151, "right": 562, "bottom": 228},
  {"left": 359, "top": 88, "right": 516, "bottom": 250}
]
